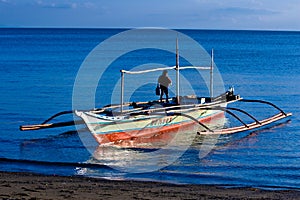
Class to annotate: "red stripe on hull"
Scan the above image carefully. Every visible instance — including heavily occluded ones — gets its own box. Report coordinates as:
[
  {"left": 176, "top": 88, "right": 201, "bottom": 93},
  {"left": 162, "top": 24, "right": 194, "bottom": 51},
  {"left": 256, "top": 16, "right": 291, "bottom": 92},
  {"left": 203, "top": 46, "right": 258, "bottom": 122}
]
[{"left": 93, "top": 112, "right": 224, "bottom": 145}]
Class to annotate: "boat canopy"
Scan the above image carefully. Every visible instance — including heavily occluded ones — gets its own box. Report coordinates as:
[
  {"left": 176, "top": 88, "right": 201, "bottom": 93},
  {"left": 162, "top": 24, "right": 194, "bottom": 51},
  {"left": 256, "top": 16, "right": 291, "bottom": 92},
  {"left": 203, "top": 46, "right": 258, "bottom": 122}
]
[
  {"left": 120, "top": 66, "right": 211, "bottom": 75},
  {"left": 120, "top": 48, "right": 214, "bottom": 112}
]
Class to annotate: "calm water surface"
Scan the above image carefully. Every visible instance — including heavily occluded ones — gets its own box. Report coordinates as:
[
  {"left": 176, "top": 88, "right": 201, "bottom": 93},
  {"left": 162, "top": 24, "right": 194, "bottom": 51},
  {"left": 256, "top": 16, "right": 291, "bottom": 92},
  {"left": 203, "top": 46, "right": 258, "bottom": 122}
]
[{"left": 0, "top": 28, "right": 299, "bottom": 190}]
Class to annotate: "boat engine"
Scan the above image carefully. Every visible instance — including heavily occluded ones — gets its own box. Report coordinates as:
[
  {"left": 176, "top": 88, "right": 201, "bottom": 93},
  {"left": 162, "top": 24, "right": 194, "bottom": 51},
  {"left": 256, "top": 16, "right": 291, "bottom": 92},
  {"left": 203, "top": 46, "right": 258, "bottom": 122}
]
[{"left": 226, "top": 86, "right": 240, "bottom": 101}]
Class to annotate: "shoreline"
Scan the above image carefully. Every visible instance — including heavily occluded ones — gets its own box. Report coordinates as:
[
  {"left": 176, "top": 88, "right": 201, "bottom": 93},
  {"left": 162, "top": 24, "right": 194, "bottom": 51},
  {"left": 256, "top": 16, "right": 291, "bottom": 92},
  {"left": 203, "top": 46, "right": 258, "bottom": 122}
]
[{"left": 0, "top": 171, "right": 299, "bottom": 199}]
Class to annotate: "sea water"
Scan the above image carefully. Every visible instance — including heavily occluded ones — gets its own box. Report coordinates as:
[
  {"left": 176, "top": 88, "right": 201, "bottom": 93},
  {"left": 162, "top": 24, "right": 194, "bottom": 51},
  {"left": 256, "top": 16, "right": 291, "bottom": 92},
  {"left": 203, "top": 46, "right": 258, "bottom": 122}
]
[{"left": 0, "top": 28, "right": 299, "bottom": 190}]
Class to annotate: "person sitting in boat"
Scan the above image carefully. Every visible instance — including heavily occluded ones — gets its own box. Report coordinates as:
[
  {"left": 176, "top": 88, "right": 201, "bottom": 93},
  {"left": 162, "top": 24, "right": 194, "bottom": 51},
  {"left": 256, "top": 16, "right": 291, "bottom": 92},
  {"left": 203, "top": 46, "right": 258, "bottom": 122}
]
[{"left": 158, "top": 70, "right": 172, "bottom": 103}]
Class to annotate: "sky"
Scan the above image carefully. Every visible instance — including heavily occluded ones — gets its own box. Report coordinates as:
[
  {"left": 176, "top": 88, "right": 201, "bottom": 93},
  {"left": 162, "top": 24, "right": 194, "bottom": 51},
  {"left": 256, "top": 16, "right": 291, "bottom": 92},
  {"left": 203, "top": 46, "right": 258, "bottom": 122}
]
[{"left": 0, "top": 0, "right": 300, "bottom": 30}]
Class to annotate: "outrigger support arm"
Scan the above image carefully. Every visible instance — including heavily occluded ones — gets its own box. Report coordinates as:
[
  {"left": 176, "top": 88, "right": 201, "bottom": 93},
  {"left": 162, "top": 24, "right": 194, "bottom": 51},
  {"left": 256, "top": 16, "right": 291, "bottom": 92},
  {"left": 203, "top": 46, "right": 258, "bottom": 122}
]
[
  {"left": 200, "top": 107, "right": 250, "bottom": 128},
  {"left": 20, "top": 109, "right": 82, "bottom": 131},
  {"left": 240, "top": 99, "right": 288, "bottom": 116},
  {"left": 150, "top": 112, "right": 214, "bottom": 133},
  {"left": 170, "top": 112, "right": 214, "bottom": 132},
  {"left": 41, "top": 110, "right": 74, "bottom": 124},
  {"left": 226, "top": 107, "right": 261, "bottom": 125}
]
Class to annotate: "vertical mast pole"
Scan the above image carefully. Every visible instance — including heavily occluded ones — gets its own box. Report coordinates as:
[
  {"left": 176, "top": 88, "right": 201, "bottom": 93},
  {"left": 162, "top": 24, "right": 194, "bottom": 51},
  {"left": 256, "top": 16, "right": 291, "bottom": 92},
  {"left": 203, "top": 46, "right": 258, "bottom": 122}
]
[
  {"left": 210, "top": 49, "right": 214, "bottom": 100},
  {"left": 176, "top": 38, "right": 180, "bottom": 103},
  {"left": 120, "top": 70, "right": 124, "bottom": 113}
]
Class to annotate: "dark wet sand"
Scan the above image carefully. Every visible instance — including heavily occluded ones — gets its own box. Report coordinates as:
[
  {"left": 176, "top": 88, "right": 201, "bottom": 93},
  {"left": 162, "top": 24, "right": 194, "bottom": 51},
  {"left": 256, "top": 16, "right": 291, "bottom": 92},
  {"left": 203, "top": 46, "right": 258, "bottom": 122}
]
[{"left": 0, "top": 171, "right": 299, "bottom": 200}]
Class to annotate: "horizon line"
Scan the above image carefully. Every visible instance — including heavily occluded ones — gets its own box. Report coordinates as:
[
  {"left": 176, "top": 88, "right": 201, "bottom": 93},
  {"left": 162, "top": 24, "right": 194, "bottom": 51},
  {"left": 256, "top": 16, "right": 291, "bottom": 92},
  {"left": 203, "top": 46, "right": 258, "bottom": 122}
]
[{"left": 0, "top": 26, "right": 300, "bottom": 33}]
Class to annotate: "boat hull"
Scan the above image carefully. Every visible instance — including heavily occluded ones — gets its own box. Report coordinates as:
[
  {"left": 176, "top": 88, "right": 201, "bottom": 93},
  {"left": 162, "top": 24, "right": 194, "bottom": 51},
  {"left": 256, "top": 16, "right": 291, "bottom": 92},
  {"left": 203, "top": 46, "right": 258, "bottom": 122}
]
[{"left": 76, "top": 109, "right": 225, "bottom": 145}]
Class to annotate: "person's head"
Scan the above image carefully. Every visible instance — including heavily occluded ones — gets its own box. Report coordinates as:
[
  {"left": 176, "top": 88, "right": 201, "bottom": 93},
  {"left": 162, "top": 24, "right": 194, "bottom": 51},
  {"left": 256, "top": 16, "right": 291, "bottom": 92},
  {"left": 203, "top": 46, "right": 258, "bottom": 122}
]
[{"left": 162, "top": 70, "right": 168, "bottom": 76}]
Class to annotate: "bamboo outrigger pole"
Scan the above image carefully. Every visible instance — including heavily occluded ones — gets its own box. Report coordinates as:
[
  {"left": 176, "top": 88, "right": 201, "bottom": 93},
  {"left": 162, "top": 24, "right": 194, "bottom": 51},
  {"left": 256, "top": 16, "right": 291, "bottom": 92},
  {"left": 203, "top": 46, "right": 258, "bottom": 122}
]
[
  {"left": 210, "top": 49, "right": 214, "bottom": 100},
  {"left": 120, "top": 70, "right": 125, "bottom": 113},
  {"left": 176, "top": 37, "right": 180, "bottom": 104}
]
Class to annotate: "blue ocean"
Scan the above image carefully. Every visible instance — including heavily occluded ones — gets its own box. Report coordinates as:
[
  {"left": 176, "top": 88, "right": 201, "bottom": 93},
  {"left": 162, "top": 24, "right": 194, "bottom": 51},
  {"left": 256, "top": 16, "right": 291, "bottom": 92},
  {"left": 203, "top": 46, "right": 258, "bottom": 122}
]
[{"left": 0, "top": 28, "right": 299, "bottom": 190}]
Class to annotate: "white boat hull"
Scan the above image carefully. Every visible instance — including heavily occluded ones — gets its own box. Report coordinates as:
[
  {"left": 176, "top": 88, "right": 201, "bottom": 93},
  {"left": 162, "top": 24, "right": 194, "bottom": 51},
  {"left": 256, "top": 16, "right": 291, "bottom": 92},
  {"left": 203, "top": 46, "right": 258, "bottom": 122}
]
[{"left": 75, "top": 108, "right": 225, "bottom": 145}]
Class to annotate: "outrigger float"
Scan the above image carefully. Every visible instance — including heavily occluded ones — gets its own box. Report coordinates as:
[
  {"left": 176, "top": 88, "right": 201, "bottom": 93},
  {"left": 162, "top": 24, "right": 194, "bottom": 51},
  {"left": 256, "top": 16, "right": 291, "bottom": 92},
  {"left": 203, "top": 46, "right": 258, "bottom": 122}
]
[{"left": 20, "top": 43, "right": 292, "bottom": 145}]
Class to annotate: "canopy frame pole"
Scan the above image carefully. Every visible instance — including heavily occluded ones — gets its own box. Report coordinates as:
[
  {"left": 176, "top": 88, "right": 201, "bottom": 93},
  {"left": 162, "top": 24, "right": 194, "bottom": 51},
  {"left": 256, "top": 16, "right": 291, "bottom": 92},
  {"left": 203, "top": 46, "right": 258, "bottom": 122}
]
[
  {"left": 210, "top": 49, "right": 214, "bottom": 100},
  {"left": 120, "top": 70, "right": 125, "bottom": 113},
  {"left": 176, "top": 38, "right": 180, "bottom": 104}
]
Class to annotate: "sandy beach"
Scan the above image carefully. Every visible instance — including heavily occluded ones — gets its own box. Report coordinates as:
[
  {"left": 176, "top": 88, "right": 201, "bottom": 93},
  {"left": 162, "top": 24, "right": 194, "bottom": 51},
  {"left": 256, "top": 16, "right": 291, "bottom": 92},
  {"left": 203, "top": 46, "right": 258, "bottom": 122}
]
[{"left": 0, "top": 171, "right": 299, "bottom": 200}]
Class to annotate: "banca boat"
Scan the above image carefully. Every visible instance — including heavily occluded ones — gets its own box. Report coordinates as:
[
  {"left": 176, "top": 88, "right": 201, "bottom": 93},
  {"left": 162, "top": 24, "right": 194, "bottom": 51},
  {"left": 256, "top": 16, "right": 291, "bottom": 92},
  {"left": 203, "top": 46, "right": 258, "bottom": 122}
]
[{"left": 20, "top": 49, "right": 292, "bottom": 145}]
